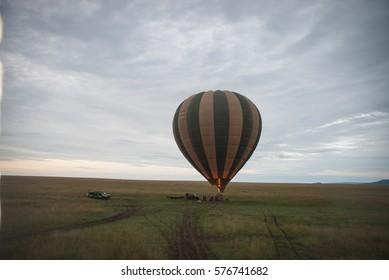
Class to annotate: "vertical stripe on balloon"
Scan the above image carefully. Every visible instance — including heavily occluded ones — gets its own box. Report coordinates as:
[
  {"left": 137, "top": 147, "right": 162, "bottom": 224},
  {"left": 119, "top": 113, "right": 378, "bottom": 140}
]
[
  {"left": 177, "top": 93, "right": 211, "bottom": 179},
  {"left": 223, "top": 91, "right": 243, "bottom": 178},
  {"left": 213, "top": 90, "right": 229, "bottom": 179},
  {"left": 199, "top": 91, "right": 218, "bottom": 178}
]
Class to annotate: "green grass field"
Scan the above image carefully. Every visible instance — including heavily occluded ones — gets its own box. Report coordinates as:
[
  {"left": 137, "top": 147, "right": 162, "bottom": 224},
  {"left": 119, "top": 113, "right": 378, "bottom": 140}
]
[{"left": 1, "top": 175, "right": 388, "bottom": 260}]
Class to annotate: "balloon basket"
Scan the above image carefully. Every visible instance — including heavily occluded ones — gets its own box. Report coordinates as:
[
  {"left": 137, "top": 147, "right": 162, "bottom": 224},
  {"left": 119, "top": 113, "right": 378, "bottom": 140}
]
[{"left": 215, "top": 192, "right": 224, "bottom": 201}]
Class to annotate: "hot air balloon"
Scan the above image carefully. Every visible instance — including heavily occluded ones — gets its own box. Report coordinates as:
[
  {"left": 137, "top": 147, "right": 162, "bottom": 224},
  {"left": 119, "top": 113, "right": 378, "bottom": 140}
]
[{"left": 172, "top": 90, "right": 262, "bottom": 193}]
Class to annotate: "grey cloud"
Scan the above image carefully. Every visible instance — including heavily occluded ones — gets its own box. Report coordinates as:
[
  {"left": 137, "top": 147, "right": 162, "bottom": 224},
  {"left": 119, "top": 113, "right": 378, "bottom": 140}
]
[{"left": 1, "top": 0, "right": 388, "bottom": 182}]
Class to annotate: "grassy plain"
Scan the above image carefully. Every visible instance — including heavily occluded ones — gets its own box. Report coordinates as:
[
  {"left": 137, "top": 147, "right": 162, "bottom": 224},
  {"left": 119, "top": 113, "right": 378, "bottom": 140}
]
[{"left": 1, "top": 175, "right": 388, "bottom": 259}]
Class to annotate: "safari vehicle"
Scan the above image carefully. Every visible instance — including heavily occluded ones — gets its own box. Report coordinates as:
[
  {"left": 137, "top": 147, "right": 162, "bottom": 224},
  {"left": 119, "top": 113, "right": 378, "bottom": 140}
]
[
  {"left": 167, "top": 193, "right": 200, "bottom": 200},
  {"left": 87, "top": 191, "right": 111, "bottom": 200},
  {"left": 185, "top": 193, "right": 200, "bottom": 200}
]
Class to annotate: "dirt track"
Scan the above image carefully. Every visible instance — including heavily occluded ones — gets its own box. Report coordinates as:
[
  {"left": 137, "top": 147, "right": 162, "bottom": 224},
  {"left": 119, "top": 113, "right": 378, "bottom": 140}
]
[
  {"left": 143, "top": 204, "right": 214, "bottom": 260},
  {"left": 0, "top": 204, "right": 137, "bottom": 244},
  {"left": 176, "top": 210, "right": 209, "bottom": 259},
  {"left": 260, "top": 207, "right": 300, "bottom": 259}
]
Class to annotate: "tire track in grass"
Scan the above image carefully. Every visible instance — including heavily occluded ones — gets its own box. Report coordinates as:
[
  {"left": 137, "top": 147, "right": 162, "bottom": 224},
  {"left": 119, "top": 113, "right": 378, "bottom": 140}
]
[
  {"left": 1, "top": 204, "right": 137, "bottom": 244},
  {"left": 267, "top": 207, "right": 300, "bottom": 259},
  {"left": 260, "top": 206, "right": 300, "bottom": 259},
  {"left": 176, "top": 203, "right": 217, "bottom": 260},
  {"left": 143, "top": 203, "right": 216, "bottom": 259},
  {"left": 260, "top": 207, "right": 281, "bottom": 258},
  {"left": 176, "top": 209, "right": 209, "bottom": 259}
]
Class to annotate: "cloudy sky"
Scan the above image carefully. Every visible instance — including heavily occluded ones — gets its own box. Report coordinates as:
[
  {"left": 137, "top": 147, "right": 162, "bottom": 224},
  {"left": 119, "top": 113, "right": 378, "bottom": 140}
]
[{"left": 1, "top": 0, "right": 388, "bottom": 183}]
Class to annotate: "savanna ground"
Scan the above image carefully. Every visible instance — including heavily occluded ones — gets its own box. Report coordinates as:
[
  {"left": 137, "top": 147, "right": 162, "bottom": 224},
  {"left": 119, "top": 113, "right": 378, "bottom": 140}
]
[{"left": 0, "top": 175, "right": 388, "bottom": 260}]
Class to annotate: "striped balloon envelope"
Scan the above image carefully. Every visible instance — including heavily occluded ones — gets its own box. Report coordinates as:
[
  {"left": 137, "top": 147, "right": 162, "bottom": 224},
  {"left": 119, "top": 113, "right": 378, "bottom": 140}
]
[{"left": 173, "top": 90, "right": 262, "bottom": 192}]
